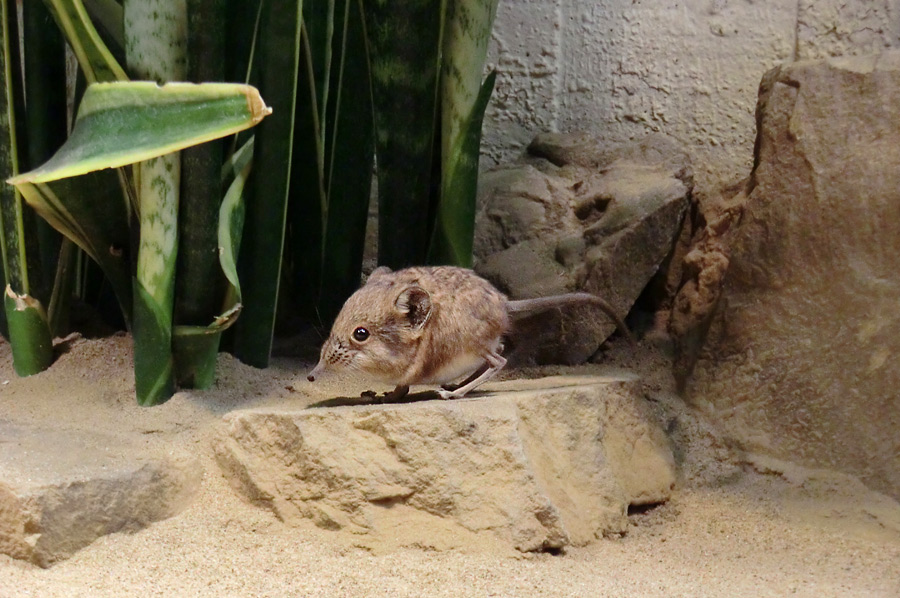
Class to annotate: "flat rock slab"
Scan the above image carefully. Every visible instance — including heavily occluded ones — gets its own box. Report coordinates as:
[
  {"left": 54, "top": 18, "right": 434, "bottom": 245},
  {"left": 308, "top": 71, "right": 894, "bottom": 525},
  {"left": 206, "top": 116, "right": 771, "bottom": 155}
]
[
  {"left": 215, "top": 375, "right": 675, "bottom": 552},
  {"left": 0, "top": 422, "right": 201, "bottom": 567}
]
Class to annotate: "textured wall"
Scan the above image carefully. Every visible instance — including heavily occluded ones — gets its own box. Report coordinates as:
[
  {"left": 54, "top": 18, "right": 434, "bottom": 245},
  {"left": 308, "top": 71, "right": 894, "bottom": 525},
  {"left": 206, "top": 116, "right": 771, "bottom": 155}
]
[{"left": 483, "top": 0, "right": 900, "bottom": 192}]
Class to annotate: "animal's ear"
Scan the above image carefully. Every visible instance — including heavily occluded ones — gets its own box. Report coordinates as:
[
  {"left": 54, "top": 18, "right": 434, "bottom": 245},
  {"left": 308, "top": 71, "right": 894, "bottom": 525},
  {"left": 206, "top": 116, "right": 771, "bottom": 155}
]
[
  {"left": 395, "top": 285, "right": 432, "bottom": 329},
  {"left": 367, "top": 266, "right": 392, "bottom": 284}
]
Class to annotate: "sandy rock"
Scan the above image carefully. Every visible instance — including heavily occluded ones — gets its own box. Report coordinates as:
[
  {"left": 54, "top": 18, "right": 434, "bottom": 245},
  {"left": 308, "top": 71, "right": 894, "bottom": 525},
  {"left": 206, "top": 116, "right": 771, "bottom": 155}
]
[
  {"left": 474, "top": 133, "right": 692, "bottom": 365},
  {"left": 214, "top": 376, "right": 675, "bottom": 552},
  {"left": 670, "top": 224, "right": 735, "bottom": 386},
  {"left": 685, "top": 52, "right": 900, "bottom": 500},
  {"left": 0, "top": 423, "right": 201, "bottom": 567}
]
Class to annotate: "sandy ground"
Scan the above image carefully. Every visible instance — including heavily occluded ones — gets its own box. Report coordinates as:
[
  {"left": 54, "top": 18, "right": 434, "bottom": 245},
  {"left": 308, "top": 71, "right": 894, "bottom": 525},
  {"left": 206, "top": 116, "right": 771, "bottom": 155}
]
[{"left": 1, "top": 333, "right": 899, "bottom": 598}]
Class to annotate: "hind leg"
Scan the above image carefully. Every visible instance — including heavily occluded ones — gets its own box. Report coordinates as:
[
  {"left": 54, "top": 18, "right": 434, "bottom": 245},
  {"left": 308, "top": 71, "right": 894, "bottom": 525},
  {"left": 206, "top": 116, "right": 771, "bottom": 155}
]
[
  {"left": 437, "top": 351, "right": 507, "bottom": 399},
  {"left": 440, "top": 363, "right": 489, "bottom": 392}
]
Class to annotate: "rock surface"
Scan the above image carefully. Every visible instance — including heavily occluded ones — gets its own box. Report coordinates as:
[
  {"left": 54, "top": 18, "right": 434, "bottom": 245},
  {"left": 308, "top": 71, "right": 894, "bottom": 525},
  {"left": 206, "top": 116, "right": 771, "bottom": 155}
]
[
  {"left": 474, "top": 133, "right": 692, "bottom": 365},
  {"left": 214, "top": 376, "right": 675, "bottom": 552},
  {"left": 0, "top": 423, "right": 201, "bottom": 567},
  {"left": 683, "top": 52, "right": 900, "bottom": 500}
]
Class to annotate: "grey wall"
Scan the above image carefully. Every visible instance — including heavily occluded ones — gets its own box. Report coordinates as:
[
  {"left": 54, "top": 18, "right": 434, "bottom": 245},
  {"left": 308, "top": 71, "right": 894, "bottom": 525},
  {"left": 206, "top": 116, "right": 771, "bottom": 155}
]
[{"left": 483, "top": 0, "right": 900, "bottom": 193}]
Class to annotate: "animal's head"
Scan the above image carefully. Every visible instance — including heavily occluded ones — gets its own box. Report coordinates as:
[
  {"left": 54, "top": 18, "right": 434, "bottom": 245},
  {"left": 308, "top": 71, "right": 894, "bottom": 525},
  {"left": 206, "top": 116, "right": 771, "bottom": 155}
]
[{"left": 307, "top": 268, "right": 433, "bottom": 385}]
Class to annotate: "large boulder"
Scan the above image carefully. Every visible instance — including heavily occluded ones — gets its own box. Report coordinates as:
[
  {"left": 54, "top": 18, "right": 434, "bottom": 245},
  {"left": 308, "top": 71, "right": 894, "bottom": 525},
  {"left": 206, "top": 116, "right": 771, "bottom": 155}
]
[
  {"left": 214, "top": 376, "right": 675, "bottom": 553},
  {"left": 681, "top": 52, "right": 900, "bottom": 500},
  {"left": 474, "top": 133, "right": 692, "bottom": 364},
  {"left": 0, "top": 423, "right": 201, "bottom": 567}
]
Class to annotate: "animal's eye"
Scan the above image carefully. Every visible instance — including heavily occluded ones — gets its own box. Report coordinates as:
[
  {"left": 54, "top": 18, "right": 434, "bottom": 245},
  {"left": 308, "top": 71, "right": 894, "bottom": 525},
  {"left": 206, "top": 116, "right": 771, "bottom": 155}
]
[{"left": 352, "top": 327, "right": 370, "bottom": 342}]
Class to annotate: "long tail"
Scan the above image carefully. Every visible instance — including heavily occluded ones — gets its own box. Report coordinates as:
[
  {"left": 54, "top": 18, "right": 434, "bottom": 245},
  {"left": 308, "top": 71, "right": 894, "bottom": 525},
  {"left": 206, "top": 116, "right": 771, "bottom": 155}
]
[{"left": 507, "top": 293, "right": 636, "bottom": 345}]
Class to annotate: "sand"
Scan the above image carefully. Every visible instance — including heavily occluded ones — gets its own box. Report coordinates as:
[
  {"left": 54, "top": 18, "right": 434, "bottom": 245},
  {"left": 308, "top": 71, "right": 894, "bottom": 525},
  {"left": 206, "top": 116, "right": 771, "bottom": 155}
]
[{"left": 1, "top": 333, "right": 899, "bottom": 597}]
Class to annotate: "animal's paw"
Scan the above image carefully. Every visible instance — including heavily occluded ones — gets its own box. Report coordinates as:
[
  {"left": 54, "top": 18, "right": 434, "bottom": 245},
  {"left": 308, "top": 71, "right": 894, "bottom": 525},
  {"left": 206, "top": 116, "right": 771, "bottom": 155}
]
[
  {"left": 437, "top": 388, "right": 458, "bottom": 400},
  {"left": 382, "top": 385, "right": 410, "bottom": 402}
]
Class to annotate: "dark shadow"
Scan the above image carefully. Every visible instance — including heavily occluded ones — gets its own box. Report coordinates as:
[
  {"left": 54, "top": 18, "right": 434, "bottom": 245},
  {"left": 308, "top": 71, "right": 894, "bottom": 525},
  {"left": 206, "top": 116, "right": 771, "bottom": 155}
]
[
  {"left": 627, "top": 502, "right": 664, "bottom": 516},
  {"left": 52, "top": 336, "right": 78, "bottom": 358},
  {"left": 307, "top": 388, "right": 493, "bottom": 408}
]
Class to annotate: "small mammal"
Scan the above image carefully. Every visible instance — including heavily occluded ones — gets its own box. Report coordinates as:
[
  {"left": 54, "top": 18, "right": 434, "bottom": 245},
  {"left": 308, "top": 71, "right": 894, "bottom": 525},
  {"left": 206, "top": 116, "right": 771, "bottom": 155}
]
[{"left": 307, "top": 266, "right": 633, "bottom": 400}]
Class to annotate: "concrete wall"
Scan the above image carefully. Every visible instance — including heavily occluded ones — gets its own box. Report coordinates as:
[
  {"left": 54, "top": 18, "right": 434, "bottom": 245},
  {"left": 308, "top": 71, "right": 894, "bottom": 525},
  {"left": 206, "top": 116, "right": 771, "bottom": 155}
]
[{"left": 483, "top": 0, "right": 900, "bottom": 193}]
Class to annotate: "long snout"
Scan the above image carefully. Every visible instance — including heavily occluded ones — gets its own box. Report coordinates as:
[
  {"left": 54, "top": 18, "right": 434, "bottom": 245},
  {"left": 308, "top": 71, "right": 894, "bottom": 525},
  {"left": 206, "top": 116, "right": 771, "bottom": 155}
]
[{"left": 307, "top": 361, "right": 327, "bottom": 382}]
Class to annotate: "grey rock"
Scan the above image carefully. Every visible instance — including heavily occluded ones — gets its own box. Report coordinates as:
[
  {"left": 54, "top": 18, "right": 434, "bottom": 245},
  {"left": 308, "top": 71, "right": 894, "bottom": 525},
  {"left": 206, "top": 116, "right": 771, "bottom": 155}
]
[
  {"left": 214, "top": 376, "right": 675, "bottom": 552},
  {"left": 474, "top": 133, "right": 692, "bottom": 364},
  {"left": 684, "top": 51, "right": 900, "bottom": 500},
  {"left": 473, "top": 165, "right": 579, "bottom": 259},
  {"left": 529, "top": 131, "right": 692, "bottom": 177},
  {"left": 528, "top": 131, "right": 602, "bottom": 167},
  {"left": 0, "top": 423, "right": 201, "bottom": 567}
]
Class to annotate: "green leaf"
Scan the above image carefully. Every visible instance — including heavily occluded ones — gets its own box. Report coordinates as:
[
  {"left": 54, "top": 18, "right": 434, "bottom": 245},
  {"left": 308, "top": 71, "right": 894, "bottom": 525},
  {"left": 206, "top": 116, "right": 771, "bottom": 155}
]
[
  {"left": 428, "top": 0, "right": 498, "bottom": 266},
  {"left": 39, "top": 0, "right": 128, "bottom": 334},
  {"left": 134, "top": 153, "right": 179, "bottom": 310},
  {"left": 132, "top": 278, "right": 174, "bottom": 406},
  {"left": 4, "top": 286, "right": 53, "bottom": 377},
  {"left": 439, "top": 0, "right": 498, "bottom": 163},
  {"left": 171, "top": 325, "right": 223, "bottom": 389},
  {"left": 287, "top": 0, "right": 374, "bottom": 325},
  {"left": 15, "top": 175, "right": 133, "bottom": 323},
  {"left": 9, "top": 81, "right": 271, "bottom": 185},
  {"left": 42, "top": 0, "right": 128, "bottom": 83},
  {"left": 232, "top": 0, "right": 302, "bottom": 369},
  {"left": 125, "top": 0, "right": 186, "bottom": 406},
  {"left": 24, "top": 0, "right": 69, "bottom": 307},
  {"left": 82, "top": 0, "right": 125, "bottom": 52},
  {"left": 302, "top": 0, "right": 335, "bottom": 157},
  {"left": 362, "top": 0, "right": 445, "bottom": 268},
  {"left": 1, "top": 0, "right": 53, "bottom": 375},
  {"left": 223, "top": 0, "right": 262, "bottom": 86},
  {"left": 47, "top": 239, "right": 77, "bottom": 337},
  {"left": 316, "top": 0, "right": 374, "bottom": 320},
  {"left": 169, "top": 137, "right": 252, "bottom": 390},
  {"left": 176, "top": 0, "right": 227, "bottom": 328},
  {"left": 0, "top": 257, "right": 6, "bottom": 338},
  {"left": 0, "top": 0, "right": 29, "bottom": 295},
  {"left": 428, "top": 70, "right": 496, "bottom": 266},
  {"left": 218, "top": 137, "right": 252, "bottom": 302}
]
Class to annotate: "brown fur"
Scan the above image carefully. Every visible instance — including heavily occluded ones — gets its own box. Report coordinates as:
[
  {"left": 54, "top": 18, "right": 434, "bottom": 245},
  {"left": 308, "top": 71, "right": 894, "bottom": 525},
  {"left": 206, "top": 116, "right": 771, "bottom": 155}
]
[
  {"left": 307, "top": 266, "right": 628, "bottom": 397},
  {"left": 308, "top": 267, "right": 508, "bottom": 388}
]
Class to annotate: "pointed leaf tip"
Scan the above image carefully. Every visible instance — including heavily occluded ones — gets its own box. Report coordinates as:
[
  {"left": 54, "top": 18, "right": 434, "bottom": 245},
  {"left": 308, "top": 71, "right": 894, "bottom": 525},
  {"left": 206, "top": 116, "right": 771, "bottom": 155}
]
[{"left": 249, "top": 95, "right": 274, "bottom": 124}]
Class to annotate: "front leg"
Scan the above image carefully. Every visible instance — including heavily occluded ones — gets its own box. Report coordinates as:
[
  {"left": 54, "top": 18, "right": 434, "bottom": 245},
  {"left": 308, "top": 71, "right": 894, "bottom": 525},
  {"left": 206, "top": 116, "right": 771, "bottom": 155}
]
[
  {"left": 383, "top": 384, "right": 410, "bottom": 402},
  {"left": 437, "top": 351, "right": 507, "bottom": 400}
]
